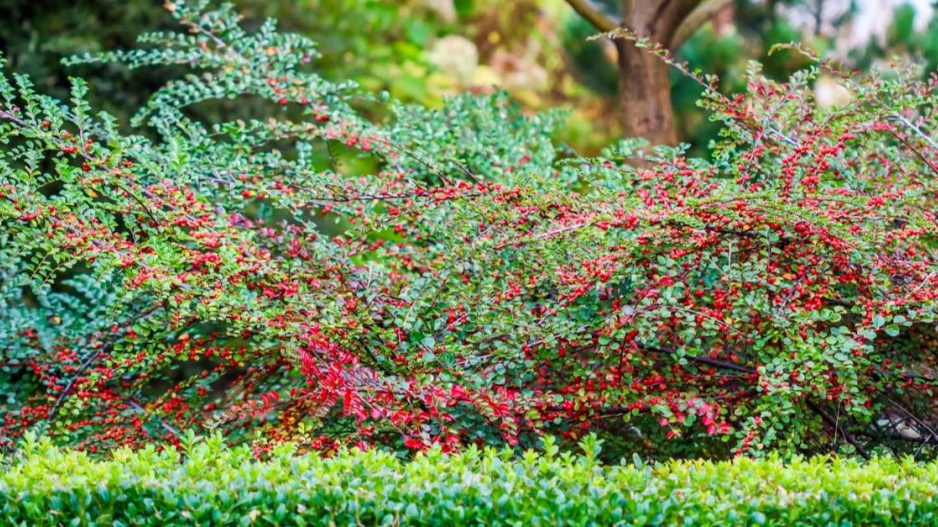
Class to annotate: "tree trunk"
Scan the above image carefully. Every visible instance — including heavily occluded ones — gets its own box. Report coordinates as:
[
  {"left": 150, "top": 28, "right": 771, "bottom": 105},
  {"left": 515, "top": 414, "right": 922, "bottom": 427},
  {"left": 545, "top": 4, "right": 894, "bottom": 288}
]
[
  {"left": 614, "top": 0, "right": 701, "bottom": 146},
  {"left": 615, "top": 38, "right": 677, "bottom": 146},
  {"left": 564, "top": 0, "right": 724, "bottom": 146}
]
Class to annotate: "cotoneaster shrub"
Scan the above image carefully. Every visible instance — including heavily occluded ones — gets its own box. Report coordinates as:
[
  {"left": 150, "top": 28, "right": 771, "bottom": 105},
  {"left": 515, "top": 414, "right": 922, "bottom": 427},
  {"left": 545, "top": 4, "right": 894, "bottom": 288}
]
[
  {"left": 2, "top": 1, "right": 938, "bottom": 460},
  {"left": 4, "top": 433, "right": 938, "bottom": 526}
]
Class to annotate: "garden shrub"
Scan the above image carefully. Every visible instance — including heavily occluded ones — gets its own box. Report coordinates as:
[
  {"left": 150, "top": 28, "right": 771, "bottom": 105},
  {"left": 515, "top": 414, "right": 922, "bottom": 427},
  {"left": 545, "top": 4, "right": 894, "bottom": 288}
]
[
  {"left": 3, "top": 0, "right": 938, "bottom": 460},
  {"left": 3, "top": 433, "right": 938, "bottom": 526}
]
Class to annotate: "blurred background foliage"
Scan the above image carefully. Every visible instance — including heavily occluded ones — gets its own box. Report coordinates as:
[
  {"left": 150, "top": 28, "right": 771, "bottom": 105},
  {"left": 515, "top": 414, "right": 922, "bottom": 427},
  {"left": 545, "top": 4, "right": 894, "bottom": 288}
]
[{"left": 2, "top": 0, "right": 936, "bottom": 156}]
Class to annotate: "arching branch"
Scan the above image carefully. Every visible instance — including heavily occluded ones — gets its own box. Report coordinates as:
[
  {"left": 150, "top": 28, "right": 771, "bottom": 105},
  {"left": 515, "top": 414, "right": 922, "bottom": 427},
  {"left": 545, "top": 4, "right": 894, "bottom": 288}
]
[
  {"left": 671, "top": 0, "right": 733, "bottom": 49},
  {"left": 564, "top": 0, "right": 618, "bottom": 33}
]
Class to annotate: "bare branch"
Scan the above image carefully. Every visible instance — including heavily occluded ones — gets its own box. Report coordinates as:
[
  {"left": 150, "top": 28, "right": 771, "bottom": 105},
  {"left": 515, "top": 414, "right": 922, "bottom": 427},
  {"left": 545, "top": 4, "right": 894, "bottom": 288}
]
[
  {"left": 806, "top": 400, "right": 871, "bottom": 460},
  {"left": 671, "top": 0, "right": 733, "bottom": 49},
  {"left": 45, "top": 302, "right": 165, "bottom": 423},
  {"left": 890, "top": 112, "right": 938, "bottom": 151},
  {"left": 565, "top": 0, "right": 618, "bottom": 33},
  {"left": 637, "top": 343, "right": 754, "bottom": 374},
  {"left": 126, "top": 399, "right": 181, "bottom": 437}
]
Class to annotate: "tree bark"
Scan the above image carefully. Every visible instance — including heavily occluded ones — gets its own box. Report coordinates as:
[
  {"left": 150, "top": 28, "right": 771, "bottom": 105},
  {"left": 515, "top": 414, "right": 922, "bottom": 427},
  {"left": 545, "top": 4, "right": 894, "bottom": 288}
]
[
  {"left": 616, "top": 0, "right": 700, "bottom": 146},
  {"left": 614, "top": 37, "right": 677, "bottom": 146}
]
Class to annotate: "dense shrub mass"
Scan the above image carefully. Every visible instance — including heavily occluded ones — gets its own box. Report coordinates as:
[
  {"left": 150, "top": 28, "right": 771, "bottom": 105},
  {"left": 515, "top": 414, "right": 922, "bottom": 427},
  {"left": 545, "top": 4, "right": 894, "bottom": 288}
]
[
  {"left": 3, "top": 0, "right": 938, "bottom": 461},
  {"left": 4, "top": 434, "right": 938, "bottom": 526}
]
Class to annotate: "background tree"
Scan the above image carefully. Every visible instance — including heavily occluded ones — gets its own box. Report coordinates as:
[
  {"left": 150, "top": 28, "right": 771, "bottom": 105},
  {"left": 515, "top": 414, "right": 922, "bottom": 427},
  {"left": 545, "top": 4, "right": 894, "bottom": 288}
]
[{"left": 563, "top": 0, "right": 733, "bottom": 145}]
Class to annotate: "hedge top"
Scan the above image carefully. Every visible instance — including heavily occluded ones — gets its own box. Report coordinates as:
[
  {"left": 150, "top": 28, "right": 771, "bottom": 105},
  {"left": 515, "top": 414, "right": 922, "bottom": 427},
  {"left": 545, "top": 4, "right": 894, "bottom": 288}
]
[{"left": 2, "top": 434, "right": 938, "bottom": 526}]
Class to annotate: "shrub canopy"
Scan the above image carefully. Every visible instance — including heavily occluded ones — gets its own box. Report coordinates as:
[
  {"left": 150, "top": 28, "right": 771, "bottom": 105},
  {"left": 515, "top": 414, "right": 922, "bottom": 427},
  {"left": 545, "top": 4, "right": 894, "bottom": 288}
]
[{"left": 2, "top": 1, "right": 938, "bottom": 460}]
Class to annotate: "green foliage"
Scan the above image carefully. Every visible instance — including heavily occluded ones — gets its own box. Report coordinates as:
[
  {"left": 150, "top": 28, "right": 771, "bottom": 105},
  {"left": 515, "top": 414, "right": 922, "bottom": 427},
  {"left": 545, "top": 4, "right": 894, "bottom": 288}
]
[
  {"left": 5, "top": 433, "right": 938, "bottom": 526},
  {"left": 0, "top": 0, "right": 455, "bottom": 129},
  {"left": 387, "top": 91, "right": 567, "bottom": 184}
]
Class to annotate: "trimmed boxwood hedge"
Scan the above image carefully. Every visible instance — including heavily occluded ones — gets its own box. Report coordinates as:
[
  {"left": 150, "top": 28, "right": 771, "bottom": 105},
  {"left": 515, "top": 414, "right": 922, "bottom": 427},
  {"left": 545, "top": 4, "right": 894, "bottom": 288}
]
[{"left": 3, "top": 434, "right": 938, "bottom": 526}]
